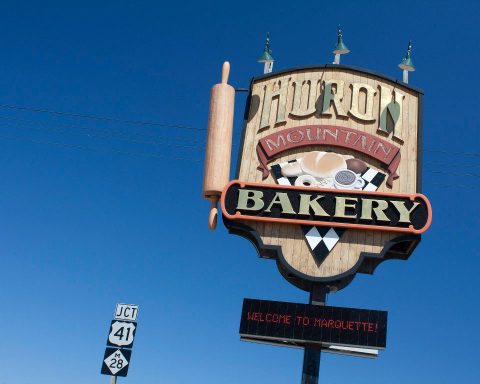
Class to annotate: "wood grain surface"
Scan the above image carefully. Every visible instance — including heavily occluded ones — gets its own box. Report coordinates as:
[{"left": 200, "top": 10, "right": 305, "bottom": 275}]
[{"left": 237, "top": 67, "right": 420, "bottom": 279}]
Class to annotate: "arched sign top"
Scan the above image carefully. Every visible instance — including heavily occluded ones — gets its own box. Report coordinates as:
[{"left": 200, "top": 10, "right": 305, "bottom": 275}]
[{"left": 251, "top": 63, "right": 424, "bottom": 95}]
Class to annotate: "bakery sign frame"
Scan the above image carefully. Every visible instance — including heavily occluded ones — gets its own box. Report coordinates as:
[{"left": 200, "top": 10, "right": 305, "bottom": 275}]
[{"left": 203, "top": 63, "right": 431, "bottom": 292}]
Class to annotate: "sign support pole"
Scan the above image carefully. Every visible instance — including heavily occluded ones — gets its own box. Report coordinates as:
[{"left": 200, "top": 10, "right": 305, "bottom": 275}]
[
  {"left": 109, "top": 376, "right": 117, "bottom": 384},
  {"left": 301, "top": 285, "right": 327, "bottom": 384}
]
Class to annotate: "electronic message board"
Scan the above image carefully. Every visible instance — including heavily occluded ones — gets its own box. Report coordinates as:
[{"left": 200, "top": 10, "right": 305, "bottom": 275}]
[{"left": 240, "top": 298, "right": 387, "bottom": 350}]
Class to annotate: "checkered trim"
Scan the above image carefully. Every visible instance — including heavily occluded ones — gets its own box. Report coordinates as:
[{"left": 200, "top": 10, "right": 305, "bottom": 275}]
[
  {"left": 361, "top": 168, "right": 386, "bottom": 192},
  {"left": 270, "top": 160, "right": 386, "bottom": 264},
  {"left": 271, "top": 160, "right": 298, "bottom": 186}
]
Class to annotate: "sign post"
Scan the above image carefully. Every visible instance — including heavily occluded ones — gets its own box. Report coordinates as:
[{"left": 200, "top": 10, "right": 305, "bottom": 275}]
[
  {"left": 301, "top": 286, "right": 326, "bottom": 384},
  {"left": 101, "top": 303, "right": 139, "bottom": 382}
]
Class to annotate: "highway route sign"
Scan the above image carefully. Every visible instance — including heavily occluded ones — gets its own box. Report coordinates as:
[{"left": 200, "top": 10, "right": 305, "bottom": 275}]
[
  {"left": 107, "top": 320, "right": 137, "bottom": 348},
  {"left": 114, "top": 303, "right": 139, "bottom": 321},
  {"left": 101, "top": 347, "right": 132, "bottom": 377}
]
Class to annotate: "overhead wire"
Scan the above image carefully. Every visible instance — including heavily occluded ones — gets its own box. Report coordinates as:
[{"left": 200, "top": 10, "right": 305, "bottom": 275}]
[
  {"left": 0, "top": 103, "right": 206, "bottom": 132},
  {"left": 0, "top": 112, "right": 206, "bottom": 144},
  {"left": 0, "top": 101, "right": 478, "bottom": 171},
  {"left": 424, "top": 149, "right": 480, "bottom": 157},
  {"left": 0, "top": 115, "right": 207, "bottom": 151},
  {"left": 3, "top": 123, "right": 204, "bottom": 152},
  {"left": 0, "top": 133, "right": 202, "bottom": 163},
  {"left": 425, "top": 162, "right": 480, "bottom": 169}
]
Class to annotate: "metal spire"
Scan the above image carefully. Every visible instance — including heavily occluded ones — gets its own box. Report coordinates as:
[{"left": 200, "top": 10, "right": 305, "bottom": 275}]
[
  {"left": 398, "top": 40, "right": 415, "bottom": 83},
  {"left": 257, "top": 33, "right": 274, "bottom": 74},
  {"left": 333, "top": 25, "right": 350, "bottom": 64}
]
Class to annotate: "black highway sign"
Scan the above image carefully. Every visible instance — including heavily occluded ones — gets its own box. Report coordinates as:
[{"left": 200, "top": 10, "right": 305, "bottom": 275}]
[{"left": 101, "top": 348, "right": 132, "bottom": 377}]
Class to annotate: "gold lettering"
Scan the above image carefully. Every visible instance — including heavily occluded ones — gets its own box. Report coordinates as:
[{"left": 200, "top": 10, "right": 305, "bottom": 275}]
[
  {"left": 237, "top": 189, "right": 264, "bottom": 211},
  {"left": 290, "top": 77, "right": 319, "bottom": 117},
  {"left": 391, "top": 201, "right": 420, "bottom": 223},
  {"left": 349, "top": 82, "right": 376, "bottom": 121},
  {"left": 298, "top": 194, "right": 328, "bottom": 216},
  {"left": 335, "top": 197, "right": 358, "bottom": 218},
  {"left": 259, "top": 78, "right": 290, "bottom": 130},
  {"left": 360, "top": 199, "right": 390, "bottom": 221},
  {"left": 265, "top": 192, "right": 296, "bottom": 214}
]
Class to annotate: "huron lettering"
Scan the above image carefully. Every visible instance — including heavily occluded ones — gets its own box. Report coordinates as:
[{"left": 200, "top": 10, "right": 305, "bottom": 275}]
[{"left": 259, "top": 76, "right": 405, "bottom": 140}]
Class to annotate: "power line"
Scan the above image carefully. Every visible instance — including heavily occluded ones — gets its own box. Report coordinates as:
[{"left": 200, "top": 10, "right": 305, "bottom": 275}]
[
  {"left": 426, "top": 170, "right": 480, "bottom": 177},
  {"left": 0, "top": 113, "right": 206, "bottom": 145},
  {"left": 429, "top": 182, "right": 480, "bottom": 189},
  {"left": 0, "top": 133, "right": 202, "bottom": 163},
  {"left": 424, "top": 149, "right": 480, "bottom": 157},
  {"left": 425, "top": 162, "right": 480, "bottom": 169},
  {"left": 0, "top": 117, "right": 207, "bottom": 151},
  {"left": 3, "top": 129, "right": 480, "bottom": 178},
  {"left": 2, "top": 104, "right": 479, "bottom": 156},
  {"left": 2, "top": 103, "right": 479, "bottom": 159},
  {"left": 0, "top": 103, "right": 206, "bottom": 132}
]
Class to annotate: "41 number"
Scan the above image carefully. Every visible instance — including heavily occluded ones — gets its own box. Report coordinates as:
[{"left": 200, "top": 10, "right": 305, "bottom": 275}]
[{"left": 114, "top": 326, "right": 132, "bottom": 341}]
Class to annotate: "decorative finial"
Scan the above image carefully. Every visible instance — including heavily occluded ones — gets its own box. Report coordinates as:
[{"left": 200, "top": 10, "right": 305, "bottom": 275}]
[
  {"left": 257, "top": 33, "right": 274, "bottom": 74},
  {"left": 333, "top": 25, "right": 350, "bottom": 64},
  {"left": 398, "top": 40, "right": 415, "bottom": 83}
]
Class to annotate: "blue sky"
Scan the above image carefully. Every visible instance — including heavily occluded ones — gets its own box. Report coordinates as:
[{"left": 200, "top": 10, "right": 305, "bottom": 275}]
[{"left": 0, "top": 0, "right": 478, "bottom": 383}]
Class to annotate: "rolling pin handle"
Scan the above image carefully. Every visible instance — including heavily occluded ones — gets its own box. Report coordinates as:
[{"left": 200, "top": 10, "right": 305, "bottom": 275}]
[
  {"left": 208, "top": 196, "right": 219, "bottom": 230},
  {"left": 221, "top": 61, "right": 230, "bottom": 84}
]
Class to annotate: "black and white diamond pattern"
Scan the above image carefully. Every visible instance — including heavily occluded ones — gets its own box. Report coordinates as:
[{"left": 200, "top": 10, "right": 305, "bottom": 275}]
[
  {"left": 271, "top": 160, "right": 386, "bottom": 264},
  {"left": 302, "top": 226, "right": 345, "bottom": 259},
  {"left": 360, "top": 168, "right": 386, "bottom": 191}
]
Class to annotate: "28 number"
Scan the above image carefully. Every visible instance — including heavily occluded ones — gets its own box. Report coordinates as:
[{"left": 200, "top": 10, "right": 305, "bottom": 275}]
[{"left": 109, "top": 358, "right": 124, "bottom": 369}]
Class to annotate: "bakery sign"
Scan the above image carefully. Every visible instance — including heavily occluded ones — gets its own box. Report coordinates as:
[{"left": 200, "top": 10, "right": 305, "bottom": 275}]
[{"left": 203, "top": 63, "right": 432, "bottom": 292}]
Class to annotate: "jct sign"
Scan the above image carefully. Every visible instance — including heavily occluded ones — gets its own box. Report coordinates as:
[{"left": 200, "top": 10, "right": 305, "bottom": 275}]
[
  {"left": 114, "top": 304, "right": 139, "bottom": 322},
  {"left": 217, "top": 65, "right": 430, "bottom": 292}
]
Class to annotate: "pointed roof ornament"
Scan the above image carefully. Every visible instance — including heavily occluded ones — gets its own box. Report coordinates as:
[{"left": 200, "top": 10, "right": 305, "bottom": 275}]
[
  {"left": 333, "top": 25, "right": 350, "bottom": 55},
  {"left": 398, "top": 40, "right": 415, "bottom": 72},
  {"left": 257, "top": 33, "right": 274, "bottom": 63}
]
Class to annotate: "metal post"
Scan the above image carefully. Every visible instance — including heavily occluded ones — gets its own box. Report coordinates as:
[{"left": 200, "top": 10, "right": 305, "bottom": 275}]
[
  {"left": 109, "top": 376, "right": 117, "bottom": 384},
  {"left": 301, "top": 285, "right": 327, "bottom": 384}
]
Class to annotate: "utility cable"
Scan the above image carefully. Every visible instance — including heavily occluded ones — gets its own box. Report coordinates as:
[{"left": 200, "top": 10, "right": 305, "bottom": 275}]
[
  {"left": 0, "top": 103, "right": 206, "bottom": 132},
  {"left": 0, "top": 133, "right": 201, "bottom": 163},
  {"left": 0, "top": 118, "right": 206, "bottom": 151}
]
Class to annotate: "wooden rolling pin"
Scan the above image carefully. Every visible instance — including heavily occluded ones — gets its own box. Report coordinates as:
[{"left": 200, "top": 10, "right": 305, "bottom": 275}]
[{"left": 202, "top": 61, "right": 235, "bottom": 230}]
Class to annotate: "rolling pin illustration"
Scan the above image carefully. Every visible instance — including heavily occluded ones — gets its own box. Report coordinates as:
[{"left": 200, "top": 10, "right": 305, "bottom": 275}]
[{"left": 202, "top": 62, "right": 235, "bottom": 230}]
